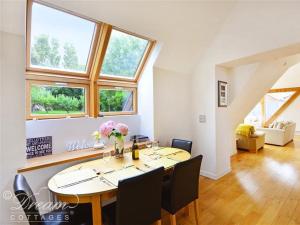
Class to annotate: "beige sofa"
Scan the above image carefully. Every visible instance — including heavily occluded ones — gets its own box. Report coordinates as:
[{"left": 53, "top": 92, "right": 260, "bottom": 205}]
[
  {"left": 236, "top": 131, "right": 265, "bottom": 153},
  {"left": 256, "top": 121, "right": 296, "bottom": 146}
]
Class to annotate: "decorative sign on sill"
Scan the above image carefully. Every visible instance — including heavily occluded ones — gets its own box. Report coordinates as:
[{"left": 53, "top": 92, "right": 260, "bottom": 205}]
[{"left": 26, "top": 136, "right": 53, "bottom": 159}]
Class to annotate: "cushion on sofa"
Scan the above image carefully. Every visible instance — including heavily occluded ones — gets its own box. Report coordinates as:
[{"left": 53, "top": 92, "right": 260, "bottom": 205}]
[{"left": 276, "top": 122, "right": 284, "bottom": 129}]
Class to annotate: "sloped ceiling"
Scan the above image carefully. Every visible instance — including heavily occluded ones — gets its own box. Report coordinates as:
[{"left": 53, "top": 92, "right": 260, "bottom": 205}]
[{"left": 1, "top": 0, "right": 236, "bottom": 74}]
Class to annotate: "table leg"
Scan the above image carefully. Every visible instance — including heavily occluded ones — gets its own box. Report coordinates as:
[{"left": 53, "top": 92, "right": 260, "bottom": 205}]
[
  {"left": 91, "top": 195, "right": 102, "bottom": 225},
  {"left": 193, "top": 199, "right": 200, "bottom": 225}
]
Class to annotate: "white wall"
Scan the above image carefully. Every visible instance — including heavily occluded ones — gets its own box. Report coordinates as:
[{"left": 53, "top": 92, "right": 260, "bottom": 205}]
[
  {"left": 0, "top": 31, "right": 26, "bottom": 224},
  {"left": 192, "top": 1, "right": 300, "bottom": 179},
  {"left": 26, "top": 116, "right": 141, "bottom": 153},
  {"left": 273, "top": 63, "right": 300, "bottom": 88},
  {"left": 153, "top": 67, "right": 192, "bottom": 147},
  {"left": 138, "top": 43, "right": 162, "bottom": 140}
]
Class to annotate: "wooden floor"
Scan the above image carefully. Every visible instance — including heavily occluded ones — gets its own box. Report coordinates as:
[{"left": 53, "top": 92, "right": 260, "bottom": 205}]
[{"left": 163, "top": 136, "right": 300, "bottom": 225}]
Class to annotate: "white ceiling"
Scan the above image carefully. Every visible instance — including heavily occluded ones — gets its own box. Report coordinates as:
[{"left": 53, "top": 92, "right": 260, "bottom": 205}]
[{"left": 1, "top": 0, "right": 237, "bottom": 74}]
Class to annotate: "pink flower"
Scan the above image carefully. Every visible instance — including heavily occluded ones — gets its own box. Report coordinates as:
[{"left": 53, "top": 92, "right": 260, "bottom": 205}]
[
  {"left": 116, "top": 123, "right": 129, "bottom": 136},
  {"left": 106, "top": 120, "right": 116, "bottom": 127},
  {"left": 100, "top": 122, "right": 114, "bottom": 138}
]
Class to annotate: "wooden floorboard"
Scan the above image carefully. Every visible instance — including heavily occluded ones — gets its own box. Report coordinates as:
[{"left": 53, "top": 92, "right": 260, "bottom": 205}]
[{"left": 162, "top": 136, "right": 300, "bottom": 225}]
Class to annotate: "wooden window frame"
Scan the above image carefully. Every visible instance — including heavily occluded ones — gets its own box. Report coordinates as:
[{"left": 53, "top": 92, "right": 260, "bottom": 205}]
[
  {"left": 25, "top": 0, "right": 155, "bottom": 120},
  {"left": 97, "top": 84, "right": 137, "bottom": 116},
  {"left": 258, "top": 87, "right": 300, "bottom": 127},
  {"left": 99, "top": 27, "right": 155, "bottom": 83},
  {"left": 26, "top": 80, "right": 90, "bottom": 120},
  {"left": 26, "top": 0, "right": 100, "bottom": 78}
]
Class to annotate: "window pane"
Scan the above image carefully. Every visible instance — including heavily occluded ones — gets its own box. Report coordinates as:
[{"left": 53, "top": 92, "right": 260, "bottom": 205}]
[
  {"left": 31, "top": 84, "right": 86, "bottom": 115},
  {"left": 244, "top": 102, "right": 263, "bottom": 126},
  {"left": 99, "top": 89, "right": 134, "bottom": 113},
  {"left": 100, "top": 30, "right": 149, "bottom": 78},
  {"left": 265, "top": 92, "right": 294, "bottom": 120},
  {"left": 30, "top": 2, "right": 95, "bottom": 72}
]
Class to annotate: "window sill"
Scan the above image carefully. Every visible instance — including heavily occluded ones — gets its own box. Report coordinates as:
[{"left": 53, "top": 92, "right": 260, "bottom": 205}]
[{"left": 18, "top": 142, "right": 146, "bottom": 173}]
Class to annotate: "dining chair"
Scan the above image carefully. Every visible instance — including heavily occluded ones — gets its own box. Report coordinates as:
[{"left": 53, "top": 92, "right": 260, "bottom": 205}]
[
  {"left": 102, "top": 167, "right": 164, "bottom": 225},
  {"left": 161, "top": 155, "right": 203, "bottom": 225},
  {"left": 171, "top": 139, "right": 192, "bottom": 153},
  {"left": 13, "top": 174, "right": 92, "bottom": 225}
]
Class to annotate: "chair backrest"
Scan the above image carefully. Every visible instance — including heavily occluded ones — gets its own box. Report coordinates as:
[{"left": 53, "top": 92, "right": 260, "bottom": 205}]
[
  {"left": 13, "top": 174, "right": 42, "bottom": 225},
  {"left": 171, "top": 139, "right": 192, "bottom": 153},
  {"left": 116, "top": 167, "right": 164, "bottom": 225},
  {"left": 168, "top": 155, "right": 203, "bottom": 214}
]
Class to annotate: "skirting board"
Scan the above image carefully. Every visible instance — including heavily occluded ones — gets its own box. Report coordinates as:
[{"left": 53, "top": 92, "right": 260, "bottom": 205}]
[{"left": 200, "top": 168, "right": 231, "bottom": 180}]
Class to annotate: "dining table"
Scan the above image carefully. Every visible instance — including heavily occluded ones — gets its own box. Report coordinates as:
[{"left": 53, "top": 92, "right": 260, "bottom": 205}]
[{"left": 48, "top": 147, "right": 191, "bottom": 225}]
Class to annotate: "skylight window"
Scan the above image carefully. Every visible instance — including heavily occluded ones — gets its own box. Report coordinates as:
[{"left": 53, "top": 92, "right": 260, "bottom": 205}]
[
  {"left": 29, "top": 2, "right": 96, "bottom": 74},
  {"left": 244, "top": 90, "right": 299, "bottom": 127},
  {"left": 100, "top": 29, "right": 149, "bottom": 80},
  {"left": 265, "top": 92, "right": 295, "bottom": 120},
  {"left": 26, "top": 0, "right": 154, "bottom": 119}
]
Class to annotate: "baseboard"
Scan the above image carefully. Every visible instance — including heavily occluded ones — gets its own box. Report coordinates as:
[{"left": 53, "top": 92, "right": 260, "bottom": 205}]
[
  {"left": 200, "top": 170, "right": 218, "bottom": 179},
  {"left": 295, "top": 131, "right": 300, "bottom": 136},
  {"left": 216, "top": 168, "right": 231, "bottom": 179},
  {"left": 200, "top": 168, "right": 231, "bottom": 180}
]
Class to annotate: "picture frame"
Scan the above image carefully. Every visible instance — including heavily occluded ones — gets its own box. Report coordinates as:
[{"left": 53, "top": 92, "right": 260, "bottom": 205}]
[{"left": 218, "top": 81, "right": 228, "bottom": 107}]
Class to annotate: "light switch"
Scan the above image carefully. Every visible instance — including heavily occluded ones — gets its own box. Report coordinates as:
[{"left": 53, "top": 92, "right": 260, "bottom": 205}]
[{"left": 199, "top": 115, "right": 206, "bottom": 123}]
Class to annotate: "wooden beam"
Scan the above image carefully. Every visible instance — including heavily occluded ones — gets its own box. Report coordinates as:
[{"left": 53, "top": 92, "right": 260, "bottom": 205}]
[
  {"left": 89, "top": 23, "right": 112, "bottom": 117},
  {"left": 135, "top": 41, "right": 156, "bottom": 82},
  {"left": 26, "top": 72, "right": 90, "bottom": 84},
  {"left": 98, "top": 79, "right": 137, "bottom": 88},
  {"left": 265, "top": 91, "right": 300, "bottom": 126},
  {"left": 269, "top": 87, "right": 300, "bottom": 93},
  {"left": 261, "top": 97, "right": 266, "bottom": 127}
]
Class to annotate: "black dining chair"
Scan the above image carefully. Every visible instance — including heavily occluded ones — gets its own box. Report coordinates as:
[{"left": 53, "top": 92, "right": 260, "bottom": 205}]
[
  {"left": 102, "top": 167, "right": 164, "bottom": 225},
  {"left": 13, "top": 174, "right": 92, "bottom": 225},
  {"left": 161, "top": 155, "right": 203, "bottom": 225},
  {"left": 171, "top": 139, "right": 192, "bottom": 154}
]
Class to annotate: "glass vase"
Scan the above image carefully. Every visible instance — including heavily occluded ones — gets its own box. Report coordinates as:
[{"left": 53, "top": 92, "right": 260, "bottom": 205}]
[{"left": 114, "top": 137, "right": 124, "bottom": 158}]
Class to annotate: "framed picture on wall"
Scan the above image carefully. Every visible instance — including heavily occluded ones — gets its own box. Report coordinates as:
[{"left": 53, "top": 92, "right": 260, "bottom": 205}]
[{"left": 218, "top": 81, "right": 228, "bottom": 107}]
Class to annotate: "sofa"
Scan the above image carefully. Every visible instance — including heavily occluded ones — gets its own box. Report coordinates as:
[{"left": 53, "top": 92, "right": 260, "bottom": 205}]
[
  {"left": 256, "top": 121, "right": 296, "bottom": 146},
  {"left": 235, "top": 124, "right": 265, "bottom": 153}
]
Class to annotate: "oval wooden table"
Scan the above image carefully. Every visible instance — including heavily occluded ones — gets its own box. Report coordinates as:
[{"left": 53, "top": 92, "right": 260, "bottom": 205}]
[{"left": 48, "top": 147, "right": 191, "bottom": 225}]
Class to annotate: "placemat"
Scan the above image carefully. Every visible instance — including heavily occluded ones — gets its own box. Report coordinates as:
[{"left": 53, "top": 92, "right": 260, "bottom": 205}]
[
  {"left": 102, "top": 167, "right": 143, "bottom": 186},
  {"left": 145, "top": 157, "right": 178, "bottom": 169},
  {"left": 155, "top": 148, "right": 182, "bottom": 156},
  {"left": 54, "top": 168, "right": 97, "bottom": 188}
]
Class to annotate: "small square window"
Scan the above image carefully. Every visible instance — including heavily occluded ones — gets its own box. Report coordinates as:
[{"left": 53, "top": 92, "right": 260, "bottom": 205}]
[
  {"left": 27, "top": 81, "right": 89, "bottom": 119},
  {"left": 99, "top": 86, "right": 136, "bottom": 115}
]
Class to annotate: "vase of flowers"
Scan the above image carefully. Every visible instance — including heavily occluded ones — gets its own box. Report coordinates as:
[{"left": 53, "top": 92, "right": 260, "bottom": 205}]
[
  {"left": 100, "top": 120, "right": 129, "bottom": 158},
  {"left": 92, "top": 131, "right": 104, "bottom": 149}
]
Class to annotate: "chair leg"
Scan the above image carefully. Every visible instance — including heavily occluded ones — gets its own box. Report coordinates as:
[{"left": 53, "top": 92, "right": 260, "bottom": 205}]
[
  {"left": 184, "top": 204, "right": 190, "bottom": 217},
  {"left": 155, "top": 219, "right": 162, "bottom": 225},
  {"left": 170, "top": 214, "right": 176, "bottom": 225},
  {"left": 193, "top": 199, "right": 200, "bottom": 225}
]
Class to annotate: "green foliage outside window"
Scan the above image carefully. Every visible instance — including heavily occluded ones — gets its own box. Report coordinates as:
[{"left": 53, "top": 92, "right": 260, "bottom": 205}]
[
  {"left": 31, "top": 85, "right": 85, "bottom": 114},
  {"left": 100, "top": 89, "right": 133, "bottom": 112},
  {"left": 30, "top": 32, "right": 140, "bottom": 116},
  {"left": 30, "top": 35, "right": 86, "bottom": 71},
  {"left": 101, "top": 30, "right": 149, "bottom": 78}
]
